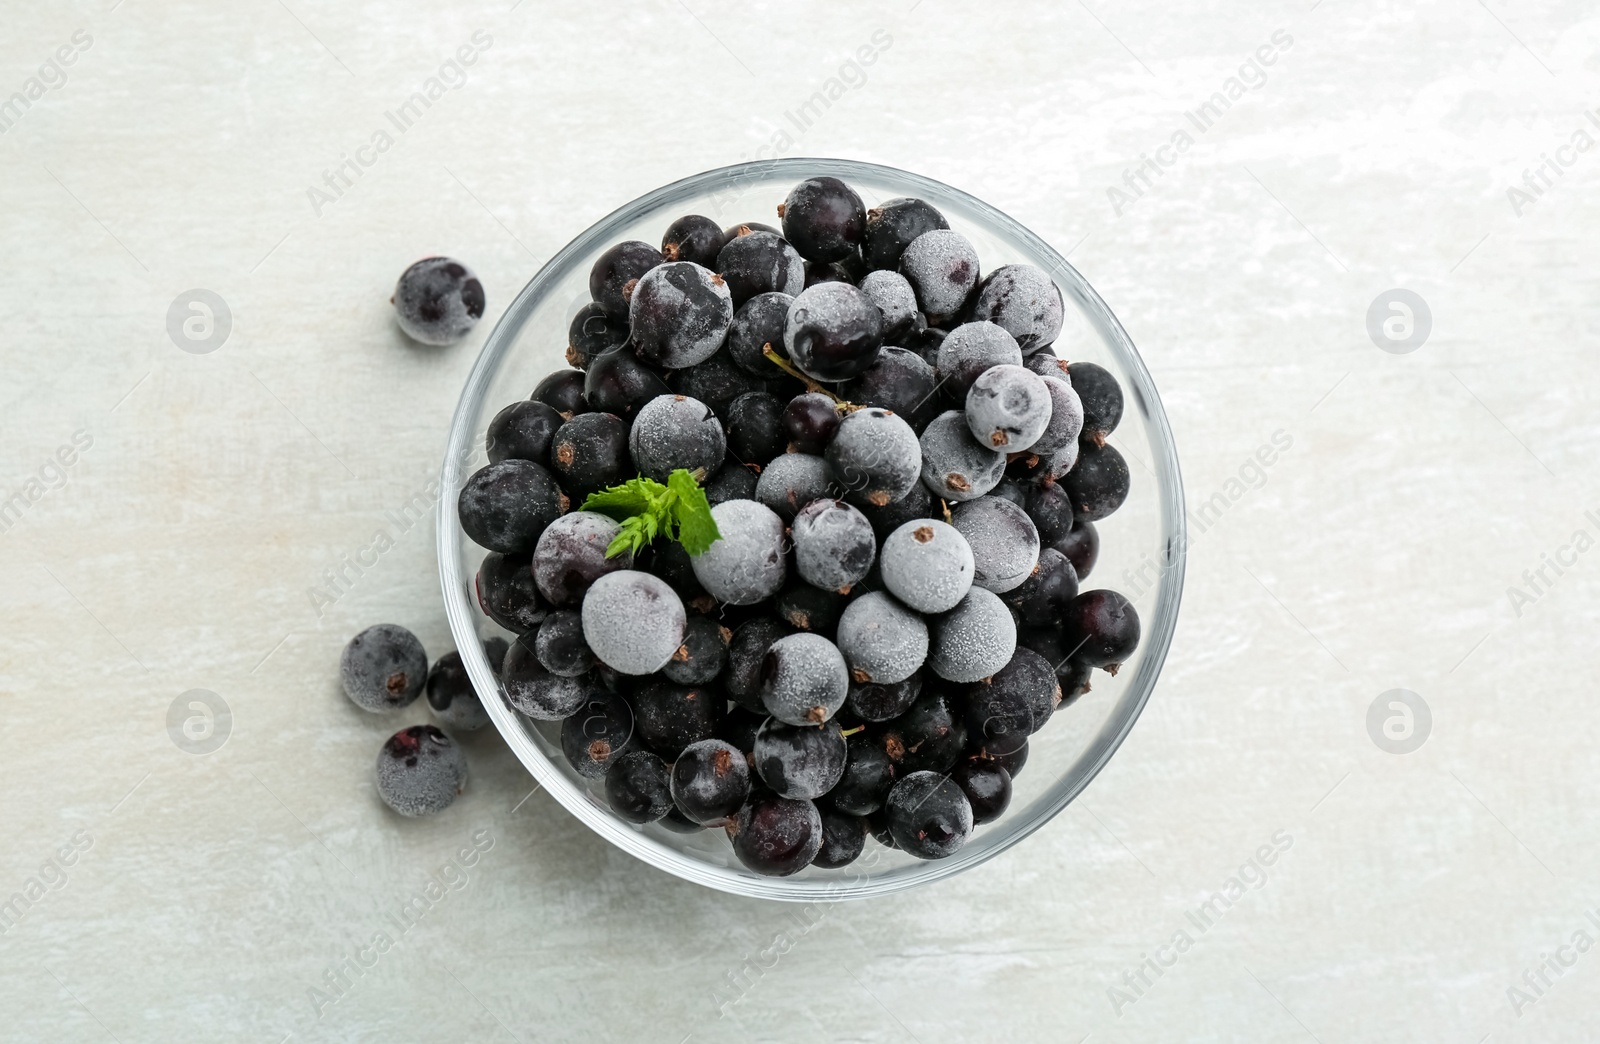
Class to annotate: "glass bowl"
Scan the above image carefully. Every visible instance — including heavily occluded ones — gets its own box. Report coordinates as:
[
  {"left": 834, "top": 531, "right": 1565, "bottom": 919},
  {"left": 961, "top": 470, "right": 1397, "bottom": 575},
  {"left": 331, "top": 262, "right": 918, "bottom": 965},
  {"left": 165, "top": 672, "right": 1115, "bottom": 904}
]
[{"left": 437, "top": 157, "right": 1185, "bottom": 901}]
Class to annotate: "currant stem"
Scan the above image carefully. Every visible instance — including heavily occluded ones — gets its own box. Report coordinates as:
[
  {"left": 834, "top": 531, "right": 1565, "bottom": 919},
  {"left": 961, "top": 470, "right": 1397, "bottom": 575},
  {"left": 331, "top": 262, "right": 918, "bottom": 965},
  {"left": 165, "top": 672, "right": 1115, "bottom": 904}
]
[{"left": 761, "top": 344, "right": 863, "bottom": 412}]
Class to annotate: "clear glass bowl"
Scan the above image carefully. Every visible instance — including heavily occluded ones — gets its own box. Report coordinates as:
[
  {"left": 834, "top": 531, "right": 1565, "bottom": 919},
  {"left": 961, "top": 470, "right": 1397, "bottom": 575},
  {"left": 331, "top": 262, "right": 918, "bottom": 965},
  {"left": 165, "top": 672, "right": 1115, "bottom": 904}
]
[{"left": 437, "top": 158, "right": 1185, "bottom": 901}]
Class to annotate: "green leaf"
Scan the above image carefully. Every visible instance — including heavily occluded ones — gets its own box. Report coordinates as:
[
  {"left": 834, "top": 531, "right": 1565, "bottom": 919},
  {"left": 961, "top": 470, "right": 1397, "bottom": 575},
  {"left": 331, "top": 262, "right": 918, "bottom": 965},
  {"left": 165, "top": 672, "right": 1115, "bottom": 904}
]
[
  {"left": 667, "top": 468, "right": 721, "bottom": 556},
  {"left": 581, "top": 477, "right": 664, "bottom": 522}
]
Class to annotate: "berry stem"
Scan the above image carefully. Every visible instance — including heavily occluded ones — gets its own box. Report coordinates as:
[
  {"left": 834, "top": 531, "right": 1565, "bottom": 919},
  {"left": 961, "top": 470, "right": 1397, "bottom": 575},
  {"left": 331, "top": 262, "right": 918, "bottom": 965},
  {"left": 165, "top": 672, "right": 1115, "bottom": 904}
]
[{"left": 761, "top": 344, "right": 862, "bottom": 412}]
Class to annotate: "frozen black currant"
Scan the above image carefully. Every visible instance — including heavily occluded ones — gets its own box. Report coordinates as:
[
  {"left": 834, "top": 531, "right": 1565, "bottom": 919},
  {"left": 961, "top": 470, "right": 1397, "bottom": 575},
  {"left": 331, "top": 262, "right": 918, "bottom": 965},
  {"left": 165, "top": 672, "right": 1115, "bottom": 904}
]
[
  {"left": 965, "top": 364, "right": 1052, "bottom": 451},
  {"left": 376, "top": 725, "right": 467, "bottom": 816},
  {"left": 532, "top": 368, "right": 587, "bottom": 418},
  {"left": 754, "top": 452, "right": 836, "bottom": 520},
  {"left": 534, "top": 609, "right": 594, "bottom": 677},
  {"left": 950, "top": 758, "right": 1011, "bottom": 825},
  {"left": 1068, "top": 361, "right": 1124, "bottom": 445},
  {"left": 753, "top": 718, "right": 848, "bottom": 799},
  {"left": 1023, "top": 481, "right": 1077, "bottom": 547},
  {"left": 857, "top": 482, "right": 935, "bottom": 541},
  {"left": 725, "top": 616, "right": 790, "bottom": 710},
  {"left": 718, "top": 704, "right": 766, "bottom": 757},
  {"left": 605, "top": 750, "right": 675, "bottom": 824},
  {"left": 840, "top": 347, "right": 939, "bottom": 433},
  {"left": 723, "top": 391, "right": 787, "bottom": 466},
  {"left": 458, "top": 459, "right": 566, "bottom": 554},
  {"left": 902, "top": 325, "right": 947, "bottom": 369},
  {"left": 584, "top": 346, "right": 671, "bottom": 418},
  {"left": 1026, "top": 374, "right": 1085, "bottom": 458},
  {"left": 836, "top": 591, "right": 928, "bottom": 687},
  {"left": 724, "top": 221, "right": 779, "bottom": 239},
  {"left": 969, "top": 264, "right": 1064, "bottom": 352},
  {"left": 629, "top": 261, "right": 734, "bottom": 368},
  {"left": 632, "top": 679, "right": 721, "bottom": 758},
  {"left": 780, "top": 176, "right": 867, "bottom": 263},
  {"left": 392, "top": 257, "right": 485, "bottom": 346},
  {"left": 672, "top": 739, "right": 751, "bottom": 824},
  {"left": 705, "top": 458, "right": 760, "bottom": 505},
  {"left": 670, "top": 348, "right": 765, "bottom": 417},
  {"left": 830, "top": 728, "right": 899, "bottom": 815},
  {"left": 566, "top": 302, "right": 628, "bottom": 369},
  {"left": 476, "top": 552, "right": 547, "bottom": 633},
  {"left": 845, "top": 671, "right": 922, "bottom": 723},
  {"left": 487, "top": 399, "right": 563, "bottom": 465},
  {"left": 549, "top": 411, "right": 630, "bottom": 499},
  {"left": 776, "top": 581, "right": 847, "bottom": 633},
  {"left": 726, "top": 292, "right": 795, "bottom": 376},
  {"left": 826, "top": 407, "right": 921, "bottom": 507},
  {"left": 1059, "top": 657, "right": 1094, "bottom": 705},
  {"left": 533, "top": 511, "right": 631, "bottom": 605},
  {"left": 500, "top": 633, "right": 594, "bottom": 720},
  {"left": 1025, "top": 351, "right": 1070, "bottom": 380},
  {"left": 885, "top": 771, "right": 973, "bottom": 859},
  {"left": 560, "top": 691, "right": 636, "bottom": 779},
  {"left": 969, "top": 732, "right": 1028, "bottom": 778},
  {"left": 1002, "top": 547, "right": 1079, "bottom": 626},
  {"left": 928, "top": 587, "right": 1016, "bottom": 683},
  {"left": 879, "top": 518, "right": 974, "bottom": 614},
  {"left": 783, "top": 282, "right": 885, "bottom": 382},
  {"left": 814, "top": 809, "right": 868, "bottom": 869},
  {"left": 717, "top": 230, "right": 805, "bottom": 306},
  {"left": 425, "top": 643, "right": 499, "bottom": 732},
  {"left": 690, "top": 499, "right": 788, "bottom": 604},
  {"left": 936, "top": 322, "right": 1024, "bottom": 396},
  {"left": 882, "top": 689, "right": 967, "bottom": 775},
  {"left": 781, "top": 393, "right": 842, "bottom": 454},
  {"left": 590, "top": 240, "right": 664, "bottom": 320},
  {"left": 661, "top": 214, "right": 728, "bottom": 268},
  {"left": 857, "top": 269, "right": 922, "bottom": 345},
  {"left": 966, "top": 647, "right": 1061, "bottom": 740},
  {"left": 759, "top": 632, "right": 849, "bottom": 725},
  {"left": 1059, "top": 589, "right": 1141, "bottom": 672},
  {"left": 863, "top": 197, "right": 949, "bottom": 271},
  {"left": 899, "top": 229, "right": 979, "bottom": 324},
  {"left": 804, "top": 259, "right": 854, "bottom": 288},
  {"left": 728, "top": 794, "right": 822, "bottom": 876},
  {"left": 629, "top": 394, "right": 726, "bottom": 481},
  {"left": 792, "top": 498, "right": 875, "bottom": 593},
  {"left": 919, "top": 409, "right": 1006, "bottom": 503},
  {"left": 341, "top": 624, "right": 427, "bottom": 712},
  {"left": 582, "top": 570, "right": 687, "bottom": 675},
  {"left": 1062, "top": 441, "right": 1130, "bottom": 521},
  {"left": 661, "top": 614, "right": 730, "bottom": 686},
  {"left": 950, "top": 496, "right": 1040, "bottom": 594},
  {"left": 1053, "top": 518, "right": 1099, "bottom": 580}
]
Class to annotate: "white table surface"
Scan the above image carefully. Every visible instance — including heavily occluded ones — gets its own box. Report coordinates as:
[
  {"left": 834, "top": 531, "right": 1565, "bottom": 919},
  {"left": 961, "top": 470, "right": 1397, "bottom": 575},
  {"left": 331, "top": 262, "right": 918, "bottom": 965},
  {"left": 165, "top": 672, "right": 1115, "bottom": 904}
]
[{"left": 2, "top": 1, "right": 1597, "bottom": 1041}]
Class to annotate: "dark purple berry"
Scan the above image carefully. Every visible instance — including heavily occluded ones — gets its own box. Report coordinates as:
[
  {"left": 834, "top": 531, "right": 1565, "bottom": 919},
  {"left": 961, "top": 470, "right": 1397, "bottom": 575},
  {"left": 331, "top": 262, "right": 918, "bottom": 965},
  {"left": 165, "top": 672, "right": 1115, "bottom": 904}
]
[
  {"left": 726, "top": 292, "right": 795, "bottom": 376},
  {"left": 882, "top": 688, "right": 967, "bottom": 775},
  {"left": 814, "top": 808, "right": 868, "bottom": 869},
  {"left": 341, "top": 624, "right": 427, "bottom": 712},
  {"left": 549, "top": 412, "right": 630, "bottom": 500},
  {"left": 605, "top": 750, "right": 675, "bottom": 824},
  {"left": 856, "top": 482, "right": 935, "bottom": 542},
  {"left": 830, "top": 728, "right": 898, "bottom": 815},
  {"left": 779, "top": 176, "right": 866, "bottom": 263},
  {"left": 901, "top": 326, "right": 947, "bottom": 368},
  {"left": 1024, "top": 480, "right": 1078, "bottom": 547},
  {"left": 476, "top": 552, "right": 547, "bottom": 633},
  {"left": 458, "top": 459, "right": 566, "bottom": 554},
  {"left": 672, "top": 739, "right": 751, "bottom": 824},
  {"left": 705, "top": 458, "right": 759, "bottom": 505},
  {"left": 776, "top": 582, "right": 847, "bottom": 634},
  {"left": 532, "top": 368, "right": 587, "bottom": 418},
  {"left": 534, "top": 609, "right": 594, "bottom": 677},
  {"left": 376, "top": 725, "right": 466, "bottom": 816},
  {"left": 725, "top": 616, "right": 790, "bottom": 711},
  {"left": 900, "top": 229, "right": 979, "bottom": 324},
  {"left": 425, "top": 645, "right": 495, "bottom": 731},
  {"left": 781, "top": 392, "right": 841, "bottom": 455},
  {"left": 845, "top": 671, "right": 922, "bottom": 723},
  {"left": 532, "top": 512, "right": 631, "bottom": 606},
  {"left": 1052, "top": 518, "right": 1100, "bottom": 580},
  {"left": 858, "top": 269, "right": 923, "bottom": 345},
  {"left": 969, "top": 264, "right": 1064, "bottom": 352},
  {"left": 566, "top": 302, "right": 628, "bottom": 369},
  {"left": 661, "top": 214, "right": 728, "bottom": 268},
  {"left": 392, "top": 257, "right": 485, "bottom": 346},
  {"left": 1060, "top": 589, "right": 1140, "bottom": 671},
  {"left": 840, "top": 346, "right": 939, "bottom": 433},
  {"left": 486, "top": 399, "right": 563, "bottom": 465},
  {"left": 723, "top": 221, "right": 779, "bottom": 239},
  {"left": 501, "top": 633, "right": 593, "bottom": 720},
  {"left": 661, "top": 614, "right": 730, "bottom": 686},
  {"left": 1001, "top": 547, "right": 1080, "bottom": 626},
  {"left": 584, "top": 346, "right": 671, "bottom": 418},
  {"left": 950, "top": 758, "right": 1011, "bottom": 825},
  {"left": 1062, "top": 442, "right": 1130, "bottom": 521},
  {"left": 753, "top": 719, "right": 847, "bottom": 799},
  {"left": 966, "top": 647, "right": 1060, "bottom": 740},
  {"left": 670, "top": 348, "right": 766, "bottom": 417},
  {"left": 630, "top": 262, "right": 734, "bottom": 368},
  {"left": 827, "top": 407, "right": 921, "bottom": 508},
  {"left": 885, "top": 771, "right": 972, "bottom": 859},
  {"left": 717, "top": 230, "right": 804, "bottom": 306},
  {"left": 724, "top": 391, "right": 787, "bottom": 466},
  {"left": 590, "top": 240, "right": 663, "bottom": 320},
  {"left": 863, "top": 197, "right": 949, "bottom": 272},
  {"left": 1067, "top": 361, "right": 1124, "bottom": 445},
  {"left": 784, "top": 282, "right": 885, "bottom": 382},
  {"left": 969, "top": 732, "right": 1028, "bottom": 778},
  {"left": 633, "top": 679, "right": 722, "bottom": 758},
  {"left": 629, "top": 394, "right": 725, "bottom": 482},
  {"left": 728, "top": 794, "right": 822, "bottom": 876},
  {"left": 560, "top": 691, "right": 636, "bottom": 779}
]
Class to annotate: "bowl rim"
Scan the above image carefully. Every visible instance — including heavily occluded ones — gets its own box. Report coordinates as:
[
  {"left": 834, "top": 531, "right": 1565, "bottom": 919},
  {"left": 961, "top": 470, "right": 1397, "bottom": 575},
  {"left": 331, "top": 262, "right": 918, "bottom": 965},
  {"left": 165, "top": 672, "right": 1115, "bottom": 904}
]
[{"left": 438, "top": 156, "right": 1186, "bottom": 901}]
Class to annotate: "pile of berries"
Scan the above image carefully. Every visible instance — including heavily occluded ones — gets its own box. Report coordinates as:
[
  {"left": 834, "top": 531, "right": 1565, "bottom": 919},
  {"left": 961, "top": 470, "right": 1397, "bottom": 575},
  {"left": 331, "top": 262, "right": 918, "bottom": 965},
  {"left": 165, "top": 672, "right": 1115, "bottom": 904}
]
[{"left": 458, "top": 176, "right": 1138, "bottom": 875}]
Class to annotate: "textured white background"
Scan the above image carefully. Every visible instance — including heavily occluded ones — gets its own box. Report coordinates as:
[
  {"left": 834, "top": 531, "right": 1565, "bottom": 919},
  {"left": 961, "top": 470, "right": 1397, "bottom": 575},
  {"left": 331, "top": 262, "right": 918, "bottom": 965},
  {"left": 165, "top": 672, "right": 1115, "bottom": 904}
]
[{"left": 2, "top": 1, "right": 1598, "bottom": 1041}]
